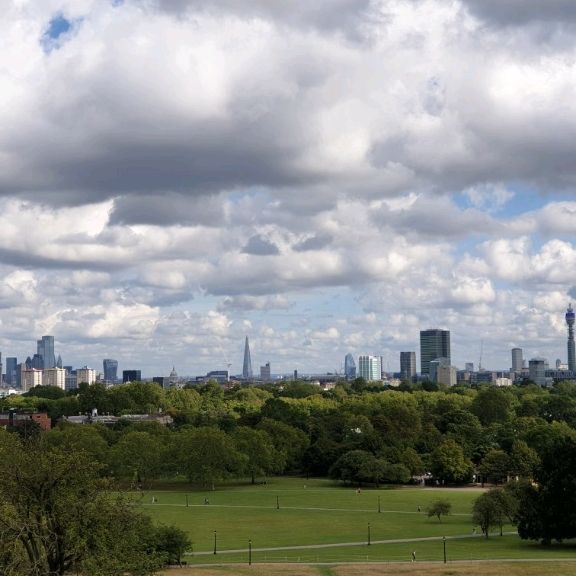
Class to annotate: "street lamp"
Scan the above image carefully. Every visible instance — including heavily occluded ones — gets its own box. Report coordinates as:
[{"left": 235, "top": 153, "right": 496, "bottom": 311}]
[
  {"left": 213, "top": 530, "right": 217, "bottom": 555},
  {"left": 443, "top": 536, "right": 446, "bottom": 564},
  {"left": 248, "top": 539, "right": 252, "bottom": 565},
  {"left": 185, "top": 494, "right": 189, "bottom": 507},
  {"left": 367, "top": 523, "right": 371, "bottom": 546},
  {"left": 378, "top": 495, "right": 381, "bottom": 513},
  {"left": 276, "top": 495, "right": 280, "bottom": 510}
]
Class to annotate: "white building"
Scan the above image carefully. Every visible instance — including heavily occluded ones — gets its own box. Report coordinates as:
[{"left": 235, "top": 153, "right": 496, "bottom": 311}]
[
  {"left": 43, "top": 367, "right": 66, "bottom": 390},
  {"left": 437, "top": 365, "right": 457, "bottom": 387},
  {"left": 358, "top": 355, "right": 382, "bottom": 382},
  {"left": 76, "top": 367, "right": 97, "bottom": 386},
  {"left": 21, "top": 368, "right": 43, "bottom": 392}
]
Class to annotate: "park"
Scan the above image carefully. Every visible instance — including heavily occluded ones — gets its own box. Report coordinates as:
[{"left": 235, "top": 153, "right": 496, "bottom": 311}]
[{"left": 140, "top": 477, "right": 576, "bottom": 573}]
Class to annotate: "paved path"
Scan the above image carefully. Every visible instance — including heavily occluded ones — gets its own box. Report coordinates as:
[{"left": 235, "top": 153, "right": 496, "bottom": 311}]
[{"left": 187, "top": 532, "right": 518, "bottom": 556}]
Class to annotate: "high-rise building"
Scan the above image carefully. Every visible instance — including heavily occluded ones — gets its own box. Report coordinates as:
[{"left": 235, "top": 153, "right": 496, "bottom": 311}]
[
  {"left": 344, "top": 353, "right": 356, "bottom": 379},
  {"left": 103, "top": 358, "right": 118, "bottom": 382},
  {"left": 77, "top": 367, "right": 96, "bottom": 386},
  {"left": 5, "top": 357, "right": 17, "bottom": 386},
  {"left": 511, "top": 348, "right": 523, "bottom": 372},
  {"left": 529, "top": 358, "right": 548, "bottom": 387},
  {"left": 420, "top": 329, "right": 451, "bottom": 376},
  {"left": 43, "top": 367, "right": 66, "bottom": 389},
  {"left": 358, "top": 355, "right": 382, "bottom": 381},
  {"left": 37, "top": 335, "right": 56, "bottom": 369},
  {"left": 122, "top": 370, "right": 141, "bottom": 383},
  {"left": 242, "top": 336, "right": 253, "bottom": 379},
  {"left": 260, "top": 362, "right": 271, "bottom": 380},
  {"left": 21, "top": 368, "right": 42, "bottom": 392},
  {"left": 399, "top": 351, "right": 416, "bottom": 381},
  {"left": 566, "top": 304, "right": 575, "bottom": 372}
]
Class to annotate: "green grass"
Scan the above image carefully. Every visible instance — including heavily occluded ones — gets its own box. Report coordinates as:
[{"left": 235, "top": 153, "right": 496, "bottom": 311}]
[{"left": 135, "top": 477, "right": 575, "bottom": 565}]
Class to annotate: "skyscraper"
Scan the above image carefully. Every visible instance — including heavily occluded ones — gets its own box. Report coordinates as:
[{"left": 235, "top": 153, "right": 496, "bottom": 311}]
[
  {"left": 420, "top": 329, "right": 450, "bottom": 376},
  {"left": 358, "top": 355, "right": 382, "bottom": 381},
  {"left": 103, "top": 358, "right": 118, "bottom": 382},
  {"left": 242, "top": 336, "right": 253, "bottom": 379},
  {"left": 5, "top": 357, "right": 17, "bottom": 386},
  {"left": 344, "top": 353, "right": 356, "bottom": 379},
  {"left": 400, "top": 351, "right": 416, "bottom": 381},
  {"left": 37, "top": 335, "right": 56, "bottom": 369},
  {"left": 566, "top": 304, "right": 575, "bottom": 372},
  {"left": 511, "top": 348, "right": 523, "bottom": 372}
]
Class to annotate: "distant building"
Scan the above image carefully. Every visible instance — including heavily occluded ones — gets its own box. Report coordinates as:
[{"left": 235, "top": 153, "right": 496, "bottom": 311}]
[
  {"left": 465, "top": 362, "right": 474, "bottom": 372},
  {"left": 260, "top": 362, "right": 271, "bottom": 381},
  {"left": 37, "top": 335, "right": 56, "bottom": 369},
  {"left": 420, "top": 329, "right": 450, "bottom": 376},
  {"left": 429, "top": 357, "right": 450, "bottom": 383},
  {"left": 344, "top": 353, "right": 357, "bottom": 379},
  {"left": 242, "top": 336, "right": 253, "bottom": 379},
  {"left": 43, "top": 367, "right": 66, "bottom": 389},
  {"left": 0, "top": 411, "right": 51, "bottom": 432},
  {"left": 566, "top": 304, "right": 575, "bottom": 372},
  {"left": 21, "top": 368, "right": 43, "bottom": 392},
  {"left": 529, "top": 358, "right": 549, "bottom": 387},
  {"left": 511, "top": 348, "right": 523, "bottom": 373},
  {"left": 103, "top": 359, "right": 118, "bottom": 383},
  {"left": 437, "top": 364, "right": 457, "bottom": 387},
  {"left": 5, "top": 357, "right": 17, "bottom": 386},
  {"left": 358, "top": 355, "right": 382, "bottom": 382},
  {"left": 123, "top": 370, "right": 141, "bottom": 383},
  {"left": 77, "top": 367, "right": 97, "bottom": 386},
  {"left": 400, "top": 352, "right": 416, "bottom": 381}
]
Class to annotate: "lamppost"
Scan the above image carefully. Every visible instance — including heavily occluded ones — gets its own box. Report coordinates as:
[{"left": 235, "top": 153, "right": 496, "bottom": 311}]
[
  {"left": 367, "top": 523, "right": 371, "bottom": 546},
  {"left": 248, "top": 539, "right": 252, "bottom": 565},
  {"left": 185, "top": 494, "right": 189, "bottom": 507},
  {"left": 378, "top": 495, "right": 381, "bottom": 513},
  {"left": 213, "top": 530, "right": 217, "bottom": 555},
  {"left": 276, "top": 495, "right": 280, "bottom": 510},
  {"left": 443, "top": 536, "right": 446, "bottom": 564}
]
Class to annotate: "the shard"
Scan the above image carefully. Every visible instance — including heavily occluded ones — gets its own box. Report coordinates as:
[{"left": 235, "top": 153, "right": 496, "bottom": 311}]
[{"left": 242, "top": 336, "right": 253, "bottom": 379}]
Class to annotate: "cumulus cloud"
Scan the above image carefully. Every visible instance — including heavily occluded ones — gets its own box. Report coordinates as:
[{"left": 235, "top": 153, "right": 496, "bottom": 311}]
[{"left": 0, "top": 0, "right": 574, "bottom": 374}]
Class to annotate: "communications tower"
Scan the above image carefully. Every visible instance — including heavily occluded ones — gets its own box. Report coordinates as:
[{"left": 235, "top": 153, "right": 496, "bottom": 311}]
[{"left": 566, "top": 304, "right": 575, "bottom": 372}]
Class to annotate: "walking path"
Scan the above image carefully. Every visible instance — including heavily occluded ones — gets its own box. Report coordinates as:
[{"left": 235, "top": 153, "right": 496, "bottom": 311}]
[{"left": 187, "top": 532, "right": 517, "bottom": 556}]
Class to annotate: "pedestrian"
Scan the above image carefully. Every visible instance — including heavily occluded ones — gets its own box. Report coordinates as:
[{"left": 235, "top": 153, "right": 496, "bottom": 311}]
[
  {"left": 411, "top": 551, "right": 416, "bottom": 562},
  {"left": 417, "top": 506, "right": 421, "bottom": 512}
]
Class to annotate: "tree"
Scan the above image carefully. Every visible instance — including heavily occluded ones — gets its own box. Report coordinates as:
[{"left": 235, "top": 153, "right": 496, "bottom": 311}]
[
  {"left": 154, "top": 525, "right": 191, "bottom": 566},
  {"left": 0, "top": 431, "right": 163, "bottom": 575},
  {"left": 175, "top": 427, "right": 245, "bottom": 489},
  {"left": 430, "top": 439, "right": 473, "bottom": 484},
  {"left": 515, "top": 436, "right": 576, "bottom": 544},
  {"left": 109, "top": 431, "right": 166, "bottom": 486},
  {"left": 478, "top": 449, "right": 510, "bottom": 485},
  {"left": 427, "top": 499, "right": 452, "bottom": 522},
  {"left": 472, "top": 488, "right": 517, "bottom": 538},
  {"left": 233, "top": 426, "right": 284, "bottom": 484}
]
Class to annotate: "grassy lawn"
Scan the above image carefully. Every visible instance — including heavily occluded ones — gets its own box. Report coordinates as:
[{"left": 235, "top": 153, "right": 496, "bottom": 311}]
[{"left": 139, "top": 477, "right": 575, "bottom": 565}]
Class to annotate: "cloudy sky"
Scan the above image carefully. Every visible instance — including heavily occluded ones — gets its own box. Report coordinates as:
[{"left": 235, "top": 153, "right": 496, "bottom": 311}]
[{"left": 1, "top": 0, "right": 576, "bottom": 378}]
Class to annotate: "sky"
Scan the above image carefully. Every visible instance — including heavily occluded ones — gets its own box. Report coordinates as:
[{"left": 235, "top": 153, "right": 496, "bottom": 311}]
[{"left": 1, "top": 0, "right": 576, "bottom": 378}]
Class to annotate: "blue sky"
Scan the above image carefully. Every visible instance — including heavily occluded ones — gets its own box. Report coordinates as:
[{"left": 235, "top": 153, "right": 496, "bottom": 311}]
[{"left": 0, "top": 0, "right": 575, "bottom": 377}]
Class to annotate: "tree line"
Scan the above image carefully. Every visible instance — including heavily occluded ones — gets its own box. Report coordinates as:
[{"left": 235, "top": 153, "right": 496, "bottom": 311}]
[{"left": 2, "top": 377, "right": 576, "bottom": 546}]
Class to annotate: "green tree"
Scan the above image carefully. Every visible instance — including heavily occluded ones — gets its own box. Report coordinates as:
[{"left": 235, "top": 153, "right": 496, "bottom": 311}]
[
  {"left": 478, "top": 449, "right": 511, "bottom": 485},
  {"left": 515, "top": 436, "right": 576, "bottom": 544},
  {"left": 154, "top": 525, "right": 191, "bottom": 566},
  {"left": 0, "top": 432, "right": 163, "bottom": 575},
  {"left": 471, "top": 387, "right": 514, "bottom": 426},
  {"left": 109, "top": 431, "right": 166, "bottom": 486},
  {"left": 472, "top": 489, "right": 508, "bottom": 538},
  {"left": 426, "top": 499, "right": 452, "bottom": 522},
  {"left": 430, "top": 439, "right": 473, "bottom": 484},
  {"left": 175, "top": 427, "right": 245, "bottom": 489},
  {"left": 233, "top": 426, "right": 284, "bottom": 484}
]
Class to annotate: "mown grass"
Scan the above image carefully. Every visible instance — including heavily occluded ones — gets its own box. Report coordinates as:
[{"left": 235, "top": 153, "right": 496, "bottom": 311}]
[{"left": 138, "top": 477, "right": 574, "bottom": 565}]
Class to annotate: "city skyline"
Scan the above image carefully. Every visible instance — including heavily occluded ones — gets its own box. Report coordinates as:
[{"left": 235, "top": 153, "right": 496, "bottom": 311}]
[{"left": 0, "top": 2, "right": 575, "bottom": 376}]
